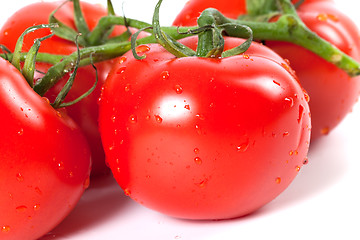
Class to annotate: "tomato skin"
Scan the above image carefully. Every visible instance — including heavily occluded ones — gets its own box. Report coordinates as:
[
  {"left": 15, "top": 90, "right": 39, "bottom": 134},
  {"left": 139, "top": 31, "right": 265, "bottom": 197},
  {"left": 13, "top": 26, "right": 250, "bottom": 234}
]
[
  {"left": 0, "top": 1, "right": 123, "bottom": 176},
  {"left": 0, "top": 58, "right": 91, "bottom": 240},
  {"left": 99, "top": 36, "right": 311, "bottom": 219},
  {"left": 174, "top": 0, "right": 359, "bottom": 138}
]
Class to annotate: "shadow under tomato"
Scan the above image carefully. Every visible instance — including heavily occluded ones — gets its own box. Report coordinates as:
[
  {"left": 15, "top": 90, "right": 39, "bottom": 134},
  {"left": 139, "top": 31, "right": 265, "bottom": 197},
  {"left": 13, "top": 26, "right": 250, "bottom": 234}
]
[{"left": 38, "top": 175, "right": 130, "bottom": 240}]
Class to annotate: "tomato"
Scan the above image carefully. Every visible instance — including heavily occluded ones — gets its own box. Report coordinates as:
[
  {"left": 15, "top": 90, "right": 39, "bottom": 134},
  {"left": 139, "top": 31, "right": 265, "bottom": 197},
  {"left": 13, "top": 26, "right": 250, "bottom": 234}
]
[
  {"left": 265, "top": 1, "right": 360, "bottom": 138},
  {"left": 174, "top": 0, "right": 359, "bottom": 139},
  {"left": 99, "top": 36, "right": 311, "bottom": 219},
  {"left": 0, "top": 1, "right": 124, "bottom": 176},
  {"left": 0, "top": 57, "right": 91, "bottom": 240}
]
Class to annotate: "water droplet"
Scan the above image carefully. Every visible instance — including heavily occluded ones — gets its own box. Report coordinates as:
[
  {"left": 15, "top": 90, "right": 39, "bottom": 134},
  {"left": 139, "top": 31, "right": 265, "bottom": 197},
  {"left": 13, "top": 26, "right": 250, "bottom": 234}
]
[
  {"left": 243, "top": 54, "right": 250, "bottom": 59},
  {"left": 124, "top": 83, "right": 131, "bottom": 92},
  {"left": 195, "top": 124, "right": 202, "bottom": 135},
  {"left": 275, "top": 177, "right": 281, "bottom": 184},
  {"left": 295, "top": 166, "right": 301, "bottom": 172},
  {"left": 273, "top": 80, "right": 281, "bottom": 86},
  {"left": 17, "top": 128, "right": 24, "bottom": 136},
  {"left": 154, "top": 115, "right": 163, "bottom": 123},
  {"left": 281, "top": 62, "right": 292, "bottom": 72},
  {"left": 284, "top": 97, "right": 294, "bottom": 107},
  {"left": 16, "top": 173, "right": 24, "bottom": 182},
  {"left": 42, "top": 97, "right": 50, "bottom": 105},
  {"left": 83, "top": 176, "right": 90, "bottom": 189},
  {"left": 16, "top": 205, "right": 28, "bottom": 212},
  {"left": 136, "top": 45, "right": 150, "bottom": 54},
  {"left": 303, "top": 158, "right": 309, "bottom": 165},
  {"left": 174, "top": 84, "right": 183, "bottom": 94},
  {"left": 194, "top": 157, "right": 202, "bottom": 165},
  {"left": 196, "top": 178, "right": 208, "bottom": 188},
  {"left": 321, "top": 127, "right": 330, "bottom": 135},
  {"left": 317, "top": 13, "right": 339, "bottom": 22},
  {"left": 303, "top": 90, "right": 310, "bottom": 102},
  {"left": 129, "top": 114, "right": 137, "bottom": 123},
  {"left": 56, "top": 111, "right": 62, "bottom": 118},
  {"left": 58, "top": 161, "right": 65, "bottom": 171},
  {"left": 111, "top": 115, "right": 116, "bottom": 123},
  {"left": 236, "top": 140, "right": 249, "bottom": 152},
  {"left": 33, "top": 204, "right": 40, "bottom": 211},
  {"left": 116, "top": 66, "right": 126, "bottom": 74},
  {"left": 124, "top": 188, "right": 131, "bottom": 196},
  {"left": 194, "top": 148, "right": 200, "bottom": 154},
  {"left": 1, "top": 225, "right": 10, "bottom": 233},
  {"left": 161, "top": 71, "right": 170, "bottom": 80},
  {"left": 283, "top": 131, "right": 289, "bottom": 137},
  {"left": 119, "top": 56, "right": 127, "bottom": 64},
  {"left": 298, "top": 104, "right": 304, "bottom": 123},
  {"left": 184, "top": 104, "right": 190, "bottom": 110}
]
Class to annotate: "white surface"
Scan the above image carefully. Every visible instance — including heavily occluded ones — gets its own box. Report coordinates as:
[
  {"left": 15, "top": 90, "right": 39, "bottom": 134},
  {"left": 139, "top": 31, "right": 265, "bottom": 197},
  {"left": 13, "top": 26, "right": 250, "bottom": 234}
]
[{"left": 1, "top": 0, "right": 360, "bottom": 239}]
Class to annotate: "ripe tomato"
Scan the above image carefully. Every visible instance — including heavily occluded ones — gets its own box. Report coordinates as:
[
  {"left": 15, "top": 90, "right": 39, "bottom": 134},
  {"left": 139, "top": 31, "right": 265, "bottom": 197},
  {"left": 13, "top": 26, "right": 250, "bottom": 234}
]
[
  {"left": 99, "top": 36, "right": 311, "bottom": 219},
  {"left": 0, "top": 1, "right": 123, "bottom": 176},
  {"left": 174, "top": 0, "right": 357, "bottom": 139},
  {"left": 0, "top": 57, "right": 91, "bottom": 240},
  {"left": 266, "top": 1, "right": 360, "bottom": 138}
]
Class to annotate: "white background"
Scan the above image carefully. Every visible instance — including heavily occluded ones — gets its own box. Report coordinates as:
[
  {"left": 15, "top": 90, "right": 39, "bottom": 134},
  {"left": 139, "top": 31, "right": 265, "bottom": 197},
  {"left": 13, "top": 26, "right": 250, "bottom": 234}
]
[{"left": 1, "top": 0, "right": 360, "bottom": 239}]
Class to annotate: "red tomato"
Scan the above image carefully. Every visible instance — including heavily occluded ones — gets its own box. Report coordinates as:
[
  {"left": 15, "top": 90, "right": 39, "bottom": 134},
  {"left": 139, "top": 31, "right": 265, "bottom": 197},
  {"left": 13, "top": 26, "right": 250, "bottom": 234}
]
[
  {"left": 0, "top": 57, "right": 91, "bottom": 240},
  {"left": 99, "top": 36, "right": 311, "bottom": 219},
  {"left": 174, "top": 0, "right": 359, "bottom": 139},
  {"left": 0, "top": 1, "right": 123, "bottom": 176},
  {"left": 266, "top": 1, "right": 360, "bottom": 138}
]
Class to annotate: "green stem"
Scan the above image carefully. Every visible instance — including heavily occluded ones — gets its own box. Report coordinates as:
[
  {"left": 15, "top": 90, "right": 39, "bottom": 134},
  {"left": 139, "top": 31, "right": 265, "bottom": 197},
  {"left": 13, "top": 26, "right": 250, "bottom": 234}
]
[
  {"left": 33, "top": 41, "right": 133, "bottom": 96},
  {"left": 0, "top": 52, "right": 65, "bottom": 65},
  {"left": 72, "top": 0, "right": 90, "bottom": 39},
  {"left": 88, "top": 16, "right": 152, "bottom": 45}
]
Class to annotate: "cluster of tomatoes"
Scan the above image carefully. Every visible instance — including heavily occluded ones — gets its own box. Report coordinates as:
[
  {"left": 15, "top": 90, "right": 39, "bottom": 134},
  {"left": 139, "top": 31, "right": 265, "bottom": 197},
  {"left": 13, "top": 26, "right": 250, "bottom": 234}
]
[{"left": 1, "top": 0, "right": 359, "bottom": 239}]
